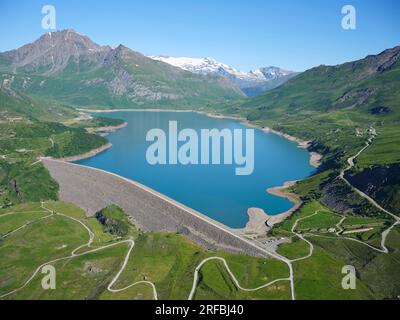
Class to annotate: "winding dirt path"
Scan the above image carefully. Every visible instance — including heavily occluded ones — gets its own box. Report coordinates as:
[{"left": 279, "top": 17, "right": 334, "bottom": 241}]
[
  {"left": 1, "top": 203, "right": 291, "bottom": 300},
  {"left": 1, "top": 211, "right": 53, "bottom": 239},
  {"left": 288, "top": 211, "right": 322, "bottom": 262},
  {"left": 188, "top": 256, "right": 291, "bottom": 300},
  {"left": 0, "top": 202, "right": 158, "bottom": 300},
  {"left": 306, "top": 212, "right": 397, "bottom": 254},
  {"left": 285, "top": 133, "right": 399, "bottom": 257},
  {"left": 339, "top": 132, "right": 400, "bottom": 253},
  {"left": 3, "top": 133, "right": 396, "bottom": 300},
  {"left": 41, "top": 157, "right": 297, "bottom": 300}
]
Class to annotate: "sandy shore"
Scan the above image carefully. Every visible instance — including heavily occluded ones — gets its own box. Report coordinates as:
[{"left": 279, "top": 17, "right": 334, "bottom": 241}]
[
  {"left": 235, "top": 208, "right": 270, "bottom": 237},
  {"left": 265, "top": 181, "right": 302, "bottom": 225},
  {"left": 197, "top": 111, "right": 247, "bottom": 122},
  {"left": 78, "top": 108, "right": 246, "bottom": 121},
  {"left": 234, "top": 179, "right": 303, "bottom": 234}
]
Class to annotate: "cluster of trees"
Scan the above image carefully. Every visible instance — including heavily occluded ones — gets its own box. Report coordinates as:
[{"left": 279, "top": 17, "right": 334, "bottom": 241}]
[
  {"left": 46, "top": 128, "right": 107, "bottom": 158},
  {"left": 95, "top": 207, "right": 129, "bottom": 237}
]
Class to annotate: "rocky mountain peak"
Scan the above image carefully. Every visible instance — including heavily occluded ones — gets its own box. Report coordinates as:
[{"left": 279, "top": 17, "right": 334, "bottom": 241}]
[
  {"left": 2, "top": 29, "right": 109, "bottom": 74},
  {"left": 147, "top": 55, "right": 299, "bottom": 96},
  {"left": 253, "top": 66, "right": 295, "bottom": 80}
]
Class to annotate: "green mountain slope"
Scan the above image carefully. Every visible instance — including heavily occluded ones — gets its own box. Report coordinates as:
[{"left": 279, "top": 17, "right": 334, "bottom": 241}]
[
  {"left": 242, "top": 46, "right": 399, "bottom": 117},
  {"left": 235, "top": 46, "right": 400, "bottom": 215},
  {"left": 0, "top": 29, "right": 244, "bottom": 109},
  {"left": 0, "top": 87, "right": 78, "bottom": 122},
  {"left": 0, "top": 86, "right": 110, "bottom": 207},
  {"left": 236, "top": 46, "right": 400, "bottom": 166}
]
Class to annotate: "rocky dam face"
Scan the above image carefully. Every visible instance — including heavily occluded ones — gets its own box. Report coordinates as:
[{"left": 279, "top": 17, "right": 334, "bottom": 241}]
[{"left": 42, "top": 158, "right": 270, "bottom": 257}]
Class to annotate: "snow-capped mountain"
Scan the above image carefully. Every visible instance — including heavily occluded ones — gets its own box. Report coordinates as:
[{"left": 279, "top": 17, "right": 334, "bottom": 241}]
[
  {"left": 0, "top": 30, "right": 244, "bottom": 107},
  {"left": 149, "top": 56, "right": 255, "bottom": 80},
  {"left": 149, "top": 55, "right": 299, "bottom": 96},
  {"left": 249, "top": 66, "right": 295, "bottom": 81}
]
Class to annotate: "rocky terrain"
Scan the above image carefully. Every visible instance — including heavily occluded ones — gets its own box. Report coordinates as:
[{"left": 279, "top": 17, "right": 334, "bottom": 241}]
[
  {"left": 42, "top": 158, "right": 268, "bottom": 257},
  {"left": 0, "top": 30, "right": 243, "bottom": 109},
  {"left": 347, "top": 164, "right": 400, "bottom": 214}
]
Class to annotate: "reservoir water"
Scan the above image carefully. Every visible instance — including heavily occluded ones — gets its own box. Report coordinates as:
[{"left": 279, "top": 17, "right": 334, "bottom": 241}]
[{"left": 76, "top": 111, "right": 315, "bottom": 228}]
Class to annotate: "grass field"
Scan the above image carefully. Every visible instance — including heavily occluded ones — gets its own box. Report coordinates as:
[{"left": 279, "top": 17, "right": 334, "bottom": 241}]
[
  {"left": 295, "top": 211, "right": 341, "bottom": 232},
  {"left": 357, "top": 125, "right": 400, "bottom": 167},
  {"left": 193, "top": 260, "right": 290, "bottom": 300},
  {"left": 0, "top": 119, "right": 109, "bottom": 207},
  {"left": 0, "top": 212, "right": 88, "bottom": 295},
  {"left": 308, "top": 228, "right": 400, "bottom": 299},
  {"left": 292, "top": 246, "right": 373, "bottom": 300},
  {"left": 268, "top": 199, "right": 400, "bottom": 299},
  {"left": 1, "top": 198, "right": 399, "bottom": 299},
  {"left": 276, "top": 237, "right": 310, "bottom": 260},
  {"left": 0, "top": 201, "right": 291, "bottom": 300}
]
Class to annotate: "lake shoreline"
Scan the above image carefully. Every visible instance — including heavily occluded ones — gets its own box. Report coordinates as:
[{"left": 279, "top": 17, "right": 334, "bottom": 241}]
[
  {"left": 86, "top": 121, "right": 128, "bottom": 137},
  {"left": 76, "top": 107, "right": 318, "bottom": 226},
  {"left": 60, "top": 121, "right": 129, "bottom": 161},
  {"left": 265, "top": 181, "right": 302, "bottom": 225},
  {"left": 42, "top": 158, "right": 268, "bottom": 256},
  {"left": 59, "top": 142, "right": 113, "bottom": 162},
  {"left": 80, "top": 107, "right": 322, "bottom": 168},
  {"left": 261, "top": 126, "right": 321, "bottom": 168}
]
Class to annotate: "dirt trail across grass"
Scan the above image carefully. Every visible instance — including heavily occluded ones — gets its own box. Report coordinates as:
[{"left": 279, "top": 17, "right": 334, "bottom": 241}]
[
  {"left": 188, "top": 256, "right": 290, "bottom": 300},
  {"left": 0, "top": 202, "right": 292, "bottom": 300},
  {"left": 281, "top": 133, "right": 399, "bottom": 264},
  {"left": 306, "top": 212, "right": 397, "bottom": 254},
  {"left": 41, "top": 157, "right": 297, "bottom": 300},
  {"left": 0, "top": 202, "right": 158, "bottom": 300},
  {"left": 7, "top": 134, "right": 396, "bottom": 300},
  {"left": 339, "top": 132, "right": 400, "bottom": 253}
]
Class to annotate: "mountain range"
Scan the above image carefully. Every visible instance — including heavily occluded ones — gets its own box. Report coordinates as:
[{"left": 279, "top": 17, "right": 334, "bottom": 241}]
[
  {"left": 242, "top": 45, "right": 400, "bottom": 121},
  {"left": 0, "top": 29, "right": 244, "bottom": 109},
  {"left": 0, "top": 28, "right": 399, "bottom": 301},
  {"left": 234, "top": 45, "right": 400, "bottom": 216},
  {"left": 149, "top": 55, "right": 298, "bottom": 96}
]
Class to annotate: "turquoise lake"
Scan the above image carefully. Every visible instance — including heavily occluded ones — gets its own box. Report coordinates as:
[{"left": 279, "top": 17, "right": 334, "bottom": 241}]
[{"left": 76, "top": 111, "right": 315, "bottom": 228}]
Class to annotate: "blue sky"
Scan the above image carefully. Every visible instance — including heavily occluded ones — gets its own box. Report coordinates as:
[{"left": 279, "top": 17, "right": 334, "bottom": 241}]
[{"left": 0, "top": 0, "right": 399, "bottom": 71}]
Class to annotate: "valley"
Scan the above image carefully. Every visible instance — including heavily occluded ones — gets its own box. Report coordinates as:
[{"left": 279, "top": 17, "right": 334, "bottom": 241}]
[{"left": 0, "top": 29, "right": 399, "bottom": 300}]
